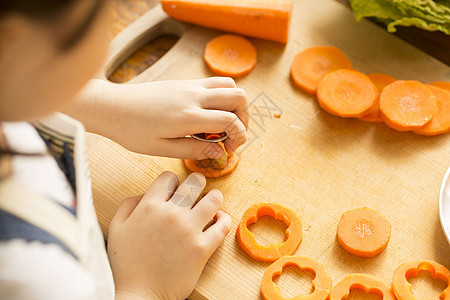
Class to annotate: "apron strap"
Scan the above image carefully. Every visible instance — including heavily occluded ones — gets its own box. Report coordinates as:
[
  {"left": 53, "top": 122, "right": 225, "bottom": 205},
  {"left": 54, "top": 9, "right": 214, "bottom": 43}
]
[{"left": 0, "top": 178, "right": 81, "bottom": 258}]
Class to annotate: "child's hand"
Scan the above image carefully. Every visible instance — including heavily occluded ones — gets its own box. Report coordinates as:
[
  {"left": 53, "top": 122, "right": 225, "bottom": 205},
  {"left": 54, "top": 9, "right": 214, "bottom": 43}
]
[
  {"left": 70, "top": 77, "right": 248, "bottom": 159},
  {"left": 108, "top": 171, "right": 232, "bottom": 300}
]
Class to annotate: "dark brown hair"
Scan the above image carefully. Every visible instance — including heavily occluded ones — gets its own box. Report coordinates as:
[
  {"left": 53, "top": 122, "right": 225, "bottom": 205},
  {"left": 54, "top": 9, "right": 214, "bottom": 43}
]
[
  {"left": 0, "top": 0, "right": 105, "bottom": 163},
  {"left": 0, "top": 0, "right": 105, "bottom": 50}
]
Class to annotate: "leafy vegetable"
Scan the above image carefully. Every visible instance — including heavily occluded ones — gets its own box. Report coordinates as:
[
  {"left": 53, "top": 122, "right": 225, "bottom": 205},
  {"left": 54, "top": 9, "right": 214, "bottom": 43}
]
[{"left": 349, "top": 0, "right": 450, "bottom": 34}]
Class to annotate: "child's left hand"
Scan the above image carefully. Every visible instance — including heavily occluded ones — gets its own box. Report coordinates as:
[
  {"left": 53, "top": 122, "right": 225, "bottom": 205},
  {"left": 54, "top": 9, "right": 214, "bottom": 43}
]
[
  {"left": 108, "top": 171, "right": 232, "bottom": 300},
  {"left": 66, "top": 77, "right": 249, "bottom": 159}
]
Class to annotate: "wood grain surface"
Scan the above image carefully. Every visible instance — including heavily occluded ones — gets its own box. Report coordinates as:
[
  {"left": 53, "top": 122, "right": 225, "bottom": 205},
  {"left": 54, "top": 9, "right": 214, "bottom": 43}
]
[
  {"left": 93, "top": 1, "right": 450, "bottom": 299},
  {"left": 109, "top": 0, "right": 158, "bottom": 37}
]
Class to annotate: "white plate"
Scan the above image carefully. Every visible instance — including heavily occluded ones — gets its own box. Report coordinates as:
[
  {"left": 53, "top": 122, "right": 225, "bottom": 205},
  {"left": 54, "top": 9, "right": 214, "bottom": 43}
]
[{"left": 439, "top": 167, "right": 450, "bottom": 245}]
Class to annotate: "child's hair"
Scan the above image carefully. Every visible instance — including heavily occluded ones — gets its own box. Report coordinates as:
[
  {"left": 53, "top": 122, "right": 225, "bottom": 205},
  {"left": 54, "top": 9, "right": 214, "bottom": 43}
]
[
  {"left": 0, "top": 0, "right": 105, "bottom": 50},
  {"left": 0, "top": 0, "right": 106, "bottom": 171}
]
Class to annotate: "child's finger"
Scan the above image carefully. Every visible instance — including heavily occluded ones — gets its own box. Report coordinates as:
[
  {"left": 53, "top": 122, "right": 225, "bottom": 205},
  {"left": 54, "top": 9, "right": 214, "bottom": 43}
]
[
  {"left": 224, "top": 138, "right": 243, "bottom": 155},
  {"left": 201, "top": 88, "right": 249, "bottom": 129},
  {"left": 200, "top": 77, "right": 236, "bottom": 89},
  {"left": 202, "top": 211, "right": 232, "bottom": 251},
  {"left": 110, "top": 195, "right": 143, "bottom": 226},
  {"left": 169, "top": 172, "right": 206, "bottom": 208},
  {"left": 158, "top": 138, "right": 225, "bottom": 160},
  {"left": 192, "top": 110, "right": 247, "bottom": 147},
  {"left": 140, "top": 171, "right": 179, "bottom": 204},
  {"left": 191, "top": 189, "right": 223, "bottom": 229}
]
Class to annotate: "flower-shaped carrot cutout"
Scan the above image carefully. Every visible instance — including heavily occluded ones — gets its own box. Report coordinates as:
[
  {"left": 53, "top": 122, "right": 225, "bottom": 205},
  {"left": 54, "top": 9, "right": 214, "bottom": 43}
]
[
  {"left": 392, "top": 260, "right": 450, "bottom": 300},
  {"left": 236, "top": 203, "right": 302, "bottom": 262},
  {"left": 331, "top": 274, "right": 395, "bottom": 300},
  {"left": 261, "top": 256, "right": 332, "bottom": 300}
]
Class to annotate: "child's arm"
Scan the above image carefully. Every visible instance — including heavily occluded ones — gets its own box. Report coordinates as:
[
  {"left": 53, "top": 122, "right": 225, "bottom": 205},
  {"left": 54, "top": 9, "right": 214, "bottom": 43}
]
[
  {"left": 108, "top": 171, "right": 232, "bottom": 299},
  {"left": 64, "top": 77, "right": 248, "bottom": 158}
]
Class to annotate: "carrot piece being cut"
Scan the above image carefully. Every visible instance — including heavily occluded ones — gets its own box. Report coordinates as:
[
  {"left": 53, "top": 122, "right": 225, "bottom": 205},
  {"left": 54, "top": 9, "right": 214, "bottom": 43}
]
[
  {"left": 337, "top": 207, "right": 391, "bottom": 258},
  {"left": 204, "top": 34, "right": 257, "bottom": 78},
  {"left": 380, "top": 80, "right": 437, "bottom": 131},
  {"left": 184, "top": 152, "right": 239, "bottom": 178},
  {"left": 316, "top": 69, "right": 378, "bottom": 118},
  {"left": 430, "top": 81, "right": 450, "bottom": 92},
  {"left": 360, "top": 73, "right": 396, "bottom": 123},
  {"left": 261, "top": 256, "right": 332, "bottom": 300},
  {"left": 392, "top": 260, "right": 450, "bottom": 300},
  {"left": 161, "top": 0, "right": 293, "bottom": 44},
  {"left": 236, "top": 203, "right": 302, "bottom": 262},
  {"left": 331, "top": 274, "right": 395, "bottom": 300},
  {"left": 290, "top": 46, "right": 352, "bottom": 94},
  {"left": 414, "top": 85, "right": 450, "bottom": 136}
]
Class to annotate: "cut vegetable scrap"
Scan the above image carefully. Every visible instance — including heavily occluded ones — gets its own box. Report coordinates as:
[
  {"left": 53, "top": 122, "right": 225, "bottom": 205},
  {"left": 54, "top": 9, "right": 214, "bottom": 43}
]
[
  {"left": 379, "top": 80, "right": 437, "bottom": 131},
  {"left": 392, "top": 260, "right": 450, "bottom": 300},
  {"left": 290, "top": 46, "right": 352, "bottom": 94},
  {"left": 360, "top": 73, "right": 396, "bottom": 123},
  {"left": 316, "top": 69, "right": 378, "bottom": 118},
  {"left": 261, "top": 256, "right": 332, "bottom": 300},
  {"left": 204, "top": 34, "right": 257, "bottom": 78},
  {"left": 161, "top": 0, "right": 293, "bottom": 43},
  {"left": 331, "top": 274, "right": 395, "bottom": 300},
  {"left": 430, "top": 81, "right": 450, "bottom": 92},
  {"left": 414, "top": 85, "right": 450, "bottom": 136},
  {"left": 337, "top": 207, "right": 391, "bottom": 258},
  {"left": 236, "top": 203, "right": 302, "bottom": 262}
]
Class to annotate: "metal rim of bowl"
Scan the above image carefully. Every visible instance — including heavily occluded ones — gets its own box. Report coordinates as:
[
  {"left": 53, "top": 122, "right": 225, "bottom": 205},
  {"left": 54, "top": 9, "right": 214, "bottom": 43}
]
[{"left": 439, "top": 167, "right": 450, "bottom": 245}]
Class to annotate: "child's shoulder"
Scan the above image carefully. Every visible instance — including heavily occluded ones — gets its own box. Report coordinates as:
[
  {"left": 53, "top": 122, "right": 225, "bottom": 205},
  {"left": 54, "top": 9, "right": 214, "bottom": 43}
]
[{"left": 0, "top": 115, "right": 115, "bottom": 299}]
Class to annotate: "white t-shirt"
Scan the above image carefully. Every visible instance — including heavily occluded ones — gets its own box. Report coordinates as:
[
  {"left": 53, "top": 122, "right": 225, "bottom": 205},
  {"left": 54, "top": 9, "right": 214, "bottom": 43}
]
[{"left": 0, "top": 113, "right": 115, "bottom": 299}]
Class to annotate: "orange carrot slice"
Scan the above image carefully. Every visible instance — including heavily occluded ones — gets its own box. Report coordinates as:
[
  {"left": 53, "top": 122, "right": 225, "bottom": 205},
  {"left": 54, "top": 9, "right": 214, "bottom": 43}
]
[
  {"left": 204, "top": 132, "right": 226, "bottom": 140},
  {"left": 379, "top": 80, "right": 437, "bottom": 131},
  {"left": 261, "top": 256, "right": 332, "bottom": 300},
  {"left": 290, "top": 46, "right": 352, "bottom": 94},
  {"left": 392, "top": 260, "right": 450, "bottom": 300},
  {"left": 161, "top": 0, "right": 293, "bottom": 44},
  {"left": 360, "top": 73, "right": 396, "bottom": 123},
  {"left": 236, "top": 203, "right": 302, "bottom": 262},
  {"left": 316, "top": 69, "right": 378, "bottom": 118},
  {"left": 430, "top": 81, "right": 450, "bottom": 92},
  {"left": 204, "top": 34, "right": 257, "bottom": 78},
  {"left": 331, "top": 274, "right": 395, "bottom": 300},
  {"left": 413, "top": 85, "right": 450, "bottom": 136},
  {"left": 337, "top": 207, "right": 391, "bottom": 258},
  {"left": 184, "top": 152, "right": 239, "bottom": 178}
]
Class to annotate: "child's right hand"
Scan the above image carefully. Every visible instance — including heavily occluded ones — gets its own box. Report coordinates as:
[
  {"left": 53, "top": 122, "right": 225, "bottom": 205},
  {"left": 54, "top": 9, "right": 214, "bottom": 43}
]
[
  {"left": 68, "top": 77, "right": 249, "bottom": 159},
  {"left": 108, "top": 171, "right": 232, "bottom": 300}
]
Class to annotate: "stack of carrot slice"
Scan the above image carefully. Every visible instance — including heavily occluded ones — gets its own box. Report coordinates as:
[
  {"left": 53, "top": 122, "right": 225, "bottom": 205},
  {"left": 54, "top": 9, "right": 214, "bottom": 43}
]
[
  {"left": 360, "top": 73, "right": 396, "bottom": 122},
  {"left": 290, "top": 46, "right": 450, "bottom": 136}
]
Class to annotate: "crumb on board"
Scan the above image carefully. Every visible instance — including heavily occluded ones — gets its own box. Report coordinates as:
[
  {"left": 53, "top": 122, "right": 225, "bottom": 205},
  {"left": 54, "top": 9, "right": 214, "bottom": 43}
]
[
  {"left": 260, "top": 142, "right": 265, "bottom": 154},
  {"left": 311, "top": 110, "right": 321, "bottom": 118},
  {"left": 289, "top": 124, "right": 302, "bottom": 130},
  {"left": 274, "top": 114, "right": 281, "bottom": 118}
]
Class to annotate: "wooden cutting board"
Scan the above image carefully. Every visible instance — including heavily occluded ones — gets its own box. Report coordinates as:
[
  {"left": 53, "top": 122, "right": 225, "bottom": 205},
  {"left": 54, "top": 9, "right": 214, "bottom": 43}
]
[{"left": 88, "top": 0, "right": 450, "bottom": 298}]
